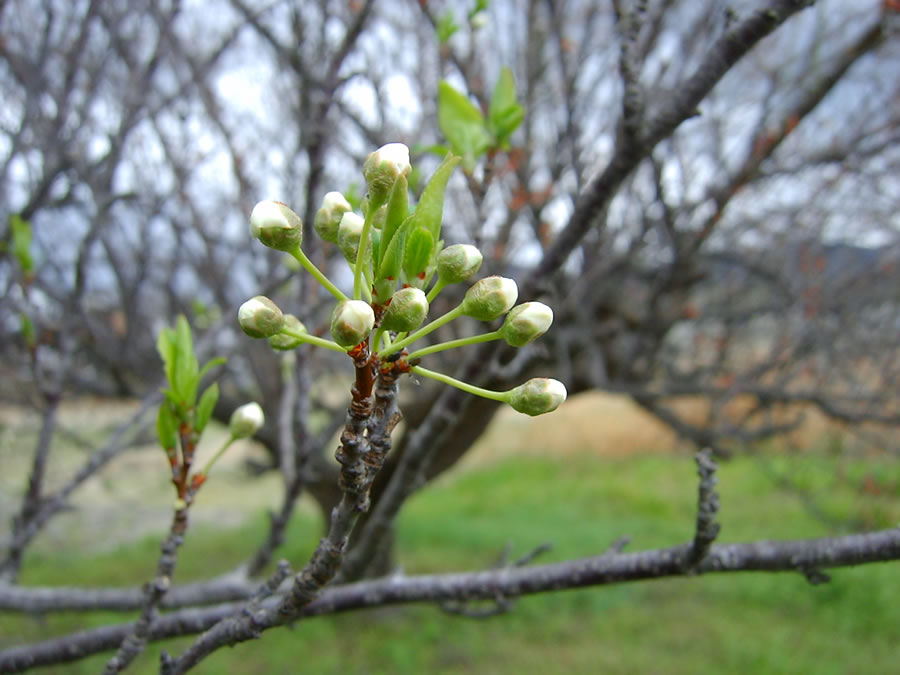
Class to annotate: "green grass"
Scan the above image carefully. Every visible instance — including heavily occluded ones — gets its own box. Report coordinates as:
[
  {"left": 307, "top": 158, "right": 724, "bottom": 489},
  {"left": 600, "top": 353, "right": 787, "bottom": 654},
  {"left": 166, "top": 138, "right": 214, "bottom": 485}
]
[{"left": 2, "top": 451, "right": 898, "bottom": 674}]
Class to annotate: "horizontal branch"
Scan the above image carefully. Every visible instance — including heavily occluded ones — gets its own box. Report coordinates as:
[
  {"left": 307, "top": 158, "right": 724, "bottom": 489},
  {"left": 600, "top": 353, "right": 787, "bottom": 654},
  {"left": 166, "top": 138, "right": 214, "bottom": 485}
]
[
  {"left": 0, "top": 576, "right": 257, "bottom": 613},
  {"left": 2, "top": 526, "right": 897, "bottom": 672}
]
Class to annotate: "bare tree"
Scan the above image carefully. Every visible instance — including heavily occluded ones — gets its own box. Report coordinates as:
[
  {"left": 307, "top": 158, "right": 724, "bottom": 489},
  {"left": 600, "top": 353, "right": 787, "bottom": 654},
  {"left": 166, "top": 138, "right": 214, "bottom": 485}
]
[{"left": 0, "top": 0, "right": 898, "bottom": 671}]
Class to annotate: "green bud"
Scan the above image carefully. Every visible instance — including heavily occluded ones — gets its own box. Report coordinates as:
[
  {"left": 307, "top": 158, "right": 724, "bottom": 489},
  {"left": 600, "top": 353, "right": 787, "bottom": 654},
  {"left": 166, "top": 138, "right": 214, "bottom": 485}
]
[
  {"left": 461, "top": 276, "right": 518, "bottom": 321},
  {"left": 313, "top": 192, "right": 352, "bottom": 243},
  {"left": 381, "top": 287, "right": 429, "bottom": 332},
  {"left": 437, "top": 244, "right": 483, "bottom": 284},
  {"left": 507, "top": 378, "right": 567, "bottom": 416},
  {"left": 330, "top": 299, "right": 375, "bottom": 348},
  {"left": 249, "top": 200, "right": 303, "bottom": 252},
  {"left": 238, "top": 296, "right": 285, "bottom": 338},
  {"left": 338, "top": 212, "right": 369, "bottom": 265},
  {"left": 229, "top": 402, "right": 265, "bottom": 439},
  {"left": 363, "top": 143, "right": 411, "bottom": 208},
  {"left": 268, "top": 314, "right": 307, "bottom": 350},
  {"left": 500, "top": 302, "right": 553, "bottom": 347}
]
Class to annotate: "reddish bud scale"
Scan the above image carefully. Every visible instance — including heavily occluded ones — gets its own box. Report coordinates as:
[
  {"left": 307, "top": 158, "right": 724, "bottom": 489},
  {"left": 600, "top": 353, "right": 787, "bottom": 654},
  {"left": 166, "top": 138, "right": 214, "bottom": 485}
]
[{"left": 191, "top": 474, "right": 207, "bottom": 490}]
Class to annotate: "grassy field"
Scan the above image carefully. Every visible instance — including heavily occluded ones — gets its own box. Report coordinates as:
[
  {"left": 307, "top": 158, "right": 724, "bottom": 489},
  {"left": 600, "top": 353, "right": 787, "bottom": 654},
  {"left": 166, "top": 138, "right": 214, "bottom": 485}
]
[{"left": 2, "top": 437, "right": 899, "bottom": 674}]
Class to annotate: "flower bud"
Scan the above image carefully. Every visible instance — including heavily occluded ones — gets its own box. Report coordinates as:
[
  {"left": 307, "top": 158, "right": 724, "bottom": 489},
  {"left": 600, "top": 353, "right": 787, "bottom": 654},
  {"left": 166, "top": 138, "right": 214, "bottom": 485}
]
[
  {"left": 338, "top": 212, "right": 369, "bottom": 265},
  {"left": 507, "top": 378, "right": 567, "bottom": 416},
  {"left": 381, "top": 287, "right": 429, "bottom": 332},
  {"left": 500, "top": 302, "right": 553, "bottom": 347},
  {"left": 229, "top": 402, "right": 264, "bottom": 439},
  {"left": 363, "top": 143, "right": 411, "bottom": 207},
  {"left": 238, "top": 296, "right": 285, "bottom": 338},
  {"left": 437, "top": 244, "right": 483, "bottom": 284},
  {"left": 313, "top": 192, "right": 352, "bottom": 243},
  {"left": 249, "top": 200, "right": 303, "bottom": 252},
  {"left": 461, "top": 276, "right": 518, "bottom": 321},
  {"left": 330, "top": 300, "right": 375, "bottom": 348},
  {"left": 268, "top": 314, "right": 306, "bottom": 350}
]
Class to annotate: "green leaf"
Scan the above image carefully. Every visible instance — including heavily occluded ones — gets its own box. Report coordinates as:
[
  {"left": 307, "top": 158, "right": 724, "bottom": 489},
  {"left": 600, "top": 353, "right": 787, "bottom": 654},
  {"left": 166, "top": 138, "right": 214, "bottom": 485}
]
[
  {"left": 412, "top": 143, "right": 451, "bottom": 158},
  {"left": 438, "top": 81, "right": 491, "bottom": 171},
  {"left": 413, "top": 154, "right": 461, "bottom": 243},
  {"left": 20, "top": 314, "right": 36, "bottom": 349},
  {"left": 488, "top": 67, "right": 524, "bottom": 146},
  {"left": 380, "top": 174, "right": 409, "bottom": 269},
  {"left": 343, "top": 183, "right": 363, "bottom": 212},
  {"left": 378, "top": 214, "right": 412, "bottom": 282},
  {"left": 194, "top": 383, "right": 219, "bottom": 434},
  {"left": 173, "top": 316, "right": 199, "bottom": 405},
  {"left": 403, "top": 226, "right": 435, "bottom": 283},
  {"left": 468, "top": 0, "right": 489, "bottom": 20},
  {"left": 156, "top": 327, "right": 177, "bottom": 388},
  {"left": 197, "top": 356, "right": 227, "bottom": 382},
  {"left": 157, "top": 402, "right": 178, "bottom": 450},
  {"left": 9, "top": 214, "right": 34, "bottom": 274},
  {"left": 436, "top": 11, "right": 458, "bottom": 44}
]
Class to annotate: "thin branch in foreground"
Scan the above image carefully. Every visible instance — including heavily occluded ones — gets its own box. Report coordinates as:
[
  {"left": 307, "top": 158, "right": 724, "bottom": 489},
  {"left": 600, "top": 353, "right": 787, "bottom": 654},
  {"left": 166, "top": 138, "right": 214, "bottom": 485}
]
[
  {"left": 1, "top": 527, "right": 898, "bottom": 673},
  {"left": 102, "top": 507, "right": 189, "bottom": 674}
]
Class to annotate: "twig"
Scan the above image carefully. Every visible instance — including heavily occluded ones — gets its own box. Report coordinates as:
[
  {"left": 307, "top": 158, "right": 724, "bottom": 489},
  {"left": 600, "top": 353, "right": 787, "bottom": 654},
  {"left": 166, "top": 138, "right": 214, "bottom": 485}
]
[
  {"left": 102, "top": 507, "right": 189, "bottom": 673},
  {"left": 161, "top": 343, "right": 393, "bottom": 673}
]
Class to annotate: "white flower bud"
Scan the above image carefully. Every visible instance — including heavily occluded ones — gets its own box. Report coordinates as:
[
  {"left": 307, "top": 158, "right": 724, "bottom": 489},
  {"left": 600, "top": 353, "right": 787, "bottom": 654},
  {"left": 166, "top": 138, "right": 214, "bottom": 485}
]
[
  {"left": 470, "top": 11, "right": 488, "bottom": 29},
  {"left": 363, "top": 143, "right": 411, "bottom": 207},
  {"left": 238, "top": 296, "right": 285, "bottom": 338},
  {"left": 437, "top": 244, "right": 483, "bottom": 285},
  {"left": 330, "top": 300, "right": 375, "bottom": 348},
  {"left": 229, "top": 402, "right": 264, "bottom": 439},
  {"left": 381, "top": 287, "right": 429, "bottom": 332},
  {"left": 268, "top": 314, "right": 306, "bottom": 350},
  {"left": 338, "top": 212, "right": 369, "bottom": 264},
  {"left": 500, "top": 302, "right": 553, "bottom": 347},
  {"left": 507, "top": 378, "right": 567, "bottom": 416},
  {"left": 313, "top": 191, "right": 352, "bottom": 243},
  {"left": 249, "top": 200, "right": 303, "bottom": 252},
  {"left": 461, "top": 276, "right": 518, "bottom": 321}
]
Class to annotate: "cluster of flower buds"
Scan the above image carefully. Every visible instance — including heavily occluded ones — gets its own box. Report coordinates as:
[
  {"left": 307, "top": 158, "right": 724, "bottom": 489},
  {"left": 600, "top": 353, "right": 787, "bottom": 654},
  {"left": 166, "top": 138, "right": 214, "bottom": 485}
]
[{"left": 239, "top": 143, "right": 566, "bottom": 416}]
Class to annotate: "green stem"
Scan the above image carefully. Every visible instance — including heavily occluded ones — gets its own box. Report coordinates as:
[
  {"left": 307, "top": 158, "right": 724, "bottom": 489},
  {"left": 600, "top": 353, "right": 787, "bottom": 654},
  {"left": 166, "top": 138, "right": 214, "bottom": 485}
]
[
  {"left": 371, "top": 326, "right": 387, "bottom": 353},
  {"left": 377, "top": 304, "right": 464, "bottom": 358},
  {"left": 406, "top": 331, "right": 501, "bottom": 360},
  {"left": 289, "top": 247, "right": 347, "bottom": 301},
  {"left": 281, "top": 327, "right": 349, "bottom": 353},
  {"left": 425, "top": 279, "right": 447, "bottom": 304},
  {"left": 354, "top": 209, "right": 376, "bottom": 300},
  {"left": 198, "top": 438, "right": 235, "bottom": 478},
  {"left": 411, "top": 366, "right": 509, "bottom": 402}
]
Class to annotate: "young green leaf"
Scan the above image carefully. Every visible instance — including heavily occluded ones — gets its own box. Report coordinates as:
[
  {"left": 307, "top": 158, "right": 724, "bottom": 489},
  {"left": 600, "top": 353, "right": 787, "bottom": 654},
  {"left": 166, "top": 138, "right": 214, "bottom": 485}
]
[
  {"left": 378, "top": 214, "right": 412, "bottom": 282},
  {"left": 380, "top": 174, "right": 409, "bottom": 269},
  {"left": 403, "top": 225, "right": 435, "bottom": 284},
  {"left": 197, "top": 356, "right": 227, "bottom": 382},
  {"left": 9, "top": 214, "right": 34, "bottom": 275},
  {"left": 488, "top": 66, "right": 524, "bottom": 146},
  {"left": 173, "top": 316, "right": 199, "bottom": 404},
  {"left": 156, "top": 328, "right": 177, "bottom": 389},
  {"left": 438, "top": 81, "right": 491, "bottom": 171},
  {"left": 194, "top": 383, "right": 219, "bottom": 435},
  {"left": 436, "top": 10, "right": 459, "bottom": 44},
  {"left": 414, "top": 154, "right": 461, "bottom": 243},
  {"left": 157, "top": 402, "right": 179, "bottom": 451},
  {"left": 20, "top": 314, "right": 36, "bottom": 349}
]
